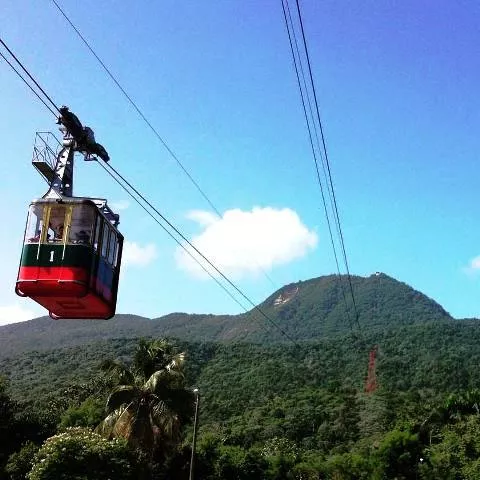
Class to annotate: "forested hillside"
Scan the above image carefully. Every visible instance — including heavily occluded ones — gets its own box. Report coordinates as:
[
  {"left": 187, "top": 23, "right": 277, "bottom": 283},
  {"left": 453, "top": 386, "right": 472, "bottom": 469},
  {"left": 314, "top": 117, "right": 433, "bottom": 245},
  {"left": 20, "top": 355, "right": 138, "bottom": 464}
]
[
  {"left": 3, "top": 320, "right": 480, "bottom": 478},
  {"left": 3, "top": 320, "right": 480, "bottom": 409},
  {"left": 0, "top": 273, "right": 454, "bottom": 358},
  {"left": 2, "top": 273, "right": 480, "bottom": 478}
]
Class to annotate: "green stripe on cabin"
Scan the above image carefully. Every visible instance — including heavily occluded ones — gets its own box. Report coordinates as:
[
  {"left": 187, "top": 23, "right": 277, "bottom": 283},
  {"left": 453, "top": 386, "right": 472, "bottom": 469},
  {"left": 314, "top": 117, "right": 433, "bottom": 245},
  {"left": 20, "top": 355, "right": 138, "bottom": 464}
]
[{"left": 20, "top": 244, "right": 94, "bottom": 268}]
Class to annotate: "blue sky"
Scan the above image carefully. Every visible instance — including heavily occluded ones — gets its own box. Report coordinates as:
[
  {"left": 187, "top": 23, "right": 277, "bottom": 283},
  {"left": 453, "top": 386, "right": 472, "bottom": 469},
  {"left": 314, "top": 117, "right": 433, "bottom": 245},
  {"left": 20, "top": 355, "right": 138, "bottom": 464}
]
[{"left": 1, "top": 0, "right": 479, "bottom": 324}]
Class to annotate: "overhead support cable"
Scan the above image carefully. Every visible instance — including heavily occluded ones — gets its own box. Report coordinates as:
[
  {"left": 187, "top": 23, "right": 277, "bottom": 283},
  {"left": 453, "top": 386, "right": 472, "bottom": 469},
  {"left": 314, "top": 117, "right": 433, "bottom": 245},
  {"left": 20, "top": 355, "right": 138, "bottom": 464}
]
[
  {"left": 50, "top": 0, "right": 220, "bottom": 218},
  {"left": 280, "top": 1, "right": 353, "bottom": 331},
  {"left": 283, "top": 4, "right": 342, "bottom": 246},
  {"left": 280, "top": 0, "right": 362, "bottom": 334},
  {"left": 95, "top": 161, "right": 250, "bottom": 315},
  {"left": 50, "top": 0, "right": 278, "bottom": 291},
  {"left": 98, "top": 160, "right": 298, "bottom": 345},
  {"left": 0, "top": 38, "right": 60, "bottom": 116},
  {"left": 292, "top": 0, "right": 360, "bottom": 330}
]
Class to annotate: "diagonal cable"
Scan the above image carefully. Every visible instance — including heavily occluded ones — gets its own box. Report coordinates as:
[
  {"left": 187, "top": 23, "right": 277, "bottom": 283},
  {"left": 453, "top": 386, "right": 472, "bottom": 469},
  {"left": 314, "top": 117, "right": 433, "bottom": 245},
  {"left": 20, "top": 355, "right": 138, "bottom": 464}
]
[
  {"left": 281, "top": 0, "right": 354, "bottom": 330},
  {"left": 96, "top": 161, "right": 249, "bottom": 313},
  {"left": 0, "top": 38, "right": 60, "bottom": 115},
  {"left": 285, "top": 0, "right": 362, "bottom": 333},
  {"left": 101, "top": 160, "right": 298, "bottom": 345},
  {"left": 1, "top": 30, "right": 297, "bottom": 344},
  {"left": 50, "top": 0, "right": 278, "bottom": 290},
  {"left": 96, "top": 160, "right": 276, "bottom": 338},
  {"left": 0, "top": 49, "right": 58, "bottom": 118}
]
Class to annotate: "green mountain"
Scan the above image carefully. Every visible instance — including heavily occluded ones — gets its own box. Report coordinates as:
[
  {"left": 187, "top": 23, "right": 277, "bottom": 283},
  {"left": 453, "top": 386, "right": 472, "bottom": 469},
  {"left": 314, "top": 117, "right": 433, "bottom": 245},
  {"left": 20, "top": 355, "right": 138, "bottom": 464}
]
[
  {"left": 240, "top": 273, "right": 452, "bottom": 341},
  {"left": 0, "top": 273, "right": 453, "bottom": 359},
  {"left": 1, "top": 273, "right": 480, "bottom": 479}
]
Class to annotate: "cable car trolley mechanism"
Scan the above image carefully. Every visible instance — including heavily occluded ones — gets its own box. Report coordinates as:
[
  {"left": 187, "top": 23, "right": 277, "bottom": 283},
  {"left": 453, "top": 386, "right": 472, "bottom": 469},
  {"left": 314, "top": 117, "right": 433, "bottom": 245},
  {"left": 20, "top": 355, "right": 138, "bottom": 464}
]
[{"left": 16, "top": 107, "right": 123, "bottom": 320}]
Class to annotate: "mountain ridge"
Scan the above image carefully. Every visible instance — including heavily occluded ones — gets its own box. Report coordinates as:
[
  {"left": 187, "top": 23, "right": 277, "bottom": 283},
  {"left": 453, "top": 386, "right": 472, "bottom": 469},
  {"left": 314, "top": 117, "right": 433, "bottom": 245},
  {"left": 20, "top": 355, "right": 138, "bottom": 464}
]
[{"left": 0, "top": 273, "right": 454, "bottom": 358}]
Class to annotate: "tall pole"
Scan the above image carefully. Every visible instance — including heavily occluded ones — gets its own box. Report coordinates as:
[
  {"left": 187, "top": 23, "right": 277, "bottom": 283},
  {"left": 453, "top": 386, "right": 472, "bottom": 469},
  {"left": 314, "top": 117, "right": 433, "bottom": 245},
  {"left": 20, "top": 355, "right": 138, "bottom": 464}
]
[{"left": 189, "top": 388, "right": 200, "bottom": 480}]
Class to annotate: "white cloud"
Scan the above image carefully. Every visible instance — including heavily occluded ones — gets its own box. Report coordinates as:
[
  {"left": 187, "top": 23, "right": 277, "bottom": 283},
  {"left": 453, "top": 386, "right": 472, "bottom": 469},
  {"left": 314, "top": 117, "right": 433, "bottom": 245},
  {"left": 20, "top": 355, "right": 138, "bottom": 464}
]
[
  {"left": 123, "top": 241, "right": 158, "bottom": 267},
  {"left": 187, "top": 210, "right": 217, "bottom": 227},
  {"left": 465, "top": 255, "right": 480, "bottom": 275},
  {"left": 110, "top": 200, "right": 130, "bottom": 211},
  {"left": 176, "top": 207, "right": 318, "bottom": 279},
  {"left": 0, "top": 304, "right": 36, "bottom": 326},
  {"left": 470, "top": 256, "right": 480, "bottom": 270}
]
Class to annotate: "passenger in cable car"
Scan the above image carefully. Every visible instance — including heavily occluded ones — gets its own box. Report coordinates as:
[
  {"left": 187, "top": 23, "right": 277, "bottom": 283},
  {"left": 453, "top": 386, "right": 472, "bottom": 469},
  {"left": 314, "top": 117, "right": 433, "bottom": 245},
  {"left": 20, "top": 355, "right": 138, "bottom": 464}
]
[
  {"left": 75, "top": 230, "right": 90, "bottom": 244},
  {"left": 47, "top": 224, "right": 62, "bottom": 242},
  {"left": 28, "top": 230, "right": 41, "bottom": 243},
  {"left": 55, "top": 225, "right": 64, "bottom": 241},
  {"left": 18, "top": 199, "right": 123, "bottom": 319},
  {"left": 69, "top": 206, "right": 94, "bottom": 245},
  {"left": 47, "top": 206, "right": 66, "bottom": 243}
]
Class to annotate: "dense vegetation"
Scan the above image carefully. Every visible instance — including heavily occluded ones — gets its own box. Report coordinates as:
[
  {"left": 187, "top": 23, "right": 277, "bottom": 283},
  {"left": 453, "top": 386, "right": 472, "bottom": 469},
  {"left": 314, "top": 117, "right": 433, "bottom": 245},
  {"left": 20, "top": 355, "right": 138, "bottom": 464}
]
[
  {"left": 0, "top": 274, "right": 455, "bottom": 359},
  {"left": 1, "top": 274, "right": 480, "bottom": 478}
]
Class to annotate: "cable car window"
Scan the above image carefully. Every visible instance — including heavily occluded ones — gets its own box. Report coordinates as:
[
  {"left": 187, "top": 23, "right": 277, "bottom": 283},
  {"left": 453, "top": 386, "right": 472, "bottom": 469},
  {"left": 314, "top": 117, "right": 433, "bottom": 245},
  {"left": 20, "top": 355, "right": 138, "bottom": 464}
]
[
  {"left": 101, "top": 224, "right": 110, "bottom": 258},
  {"left": 108, "top": 233, "right": 116, "bottom": 265},
  {"left": 114, "top": 239, "right": 120, "bottom": 267},
  {"left": 25, "top": 205, "right": 45, "bottom": 244},
  {"left": 93, "top": 216, "right": 102, "bottom": 252},
  {"left": 47, "top": 206, "right": 66, "bottom": 243},
  {"left": 68, "top": 204, "right": 94, "bottom": 245}
]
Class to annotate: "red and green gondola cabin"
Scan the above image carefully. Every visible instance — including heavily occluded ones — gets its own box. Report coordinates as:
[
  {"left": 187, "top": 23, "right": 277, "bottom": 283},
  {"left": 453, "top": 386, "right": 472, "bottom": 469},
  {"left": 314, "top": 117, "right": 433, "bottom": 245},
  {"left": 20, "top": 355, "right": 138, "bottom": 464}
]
[{"left": 16, "top": 198, "right": 123, "bottom": 319}]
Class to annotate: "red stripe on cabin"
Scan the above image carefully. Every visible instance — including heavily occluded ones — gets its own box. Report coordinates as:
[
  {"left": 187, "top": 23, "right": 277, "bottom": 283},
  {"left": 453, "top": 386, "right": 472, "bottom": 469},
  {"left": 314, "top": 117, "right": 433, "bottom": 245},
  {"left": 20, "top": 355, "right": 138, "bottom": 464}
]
[
  {"left": 16, "top": 266, "right": 114, "bottom": 319},
  {"left": 18, "top": 266, "right": 88, "bottom": 281},
  {"left": 17, "top": 266, "right": 89, "bottom": 297}
]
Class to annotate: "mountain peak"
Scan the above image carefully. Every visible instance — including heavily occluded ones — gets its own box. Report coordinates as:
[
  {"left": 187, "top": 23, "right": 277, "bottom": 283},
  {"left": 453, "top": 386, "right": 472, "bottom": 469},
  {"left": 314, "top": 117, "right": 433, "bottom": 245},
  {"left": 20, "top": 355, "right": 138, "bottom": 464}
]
[
  {"left": 0, "top": 273, "right": 452, "bottom": 358},
  {"left": 252, "top": 273, "right": 451, "bottom": 339}
]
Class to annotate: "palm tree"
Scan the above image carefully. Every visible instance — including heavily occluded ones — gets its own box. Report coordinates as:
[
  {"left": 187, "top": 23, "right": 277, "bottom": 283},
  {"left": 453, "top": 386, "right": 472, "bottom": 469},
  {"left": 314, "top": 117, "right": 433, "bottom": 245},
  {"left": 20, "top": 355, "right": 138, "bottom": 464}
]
[{"left": 96, "top": 339, "right": 194, "bottom": 462}]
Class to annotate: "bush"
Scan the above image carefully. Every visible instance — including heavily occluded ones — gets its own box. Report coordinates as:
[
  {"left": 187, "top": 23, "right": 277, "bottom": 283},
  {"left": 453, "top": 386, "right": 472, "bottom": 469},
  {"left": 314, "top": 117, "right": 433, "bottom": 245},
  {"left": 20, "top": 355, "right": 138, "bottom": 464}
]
[
  {"left": 5, "top": 442, "right": 39, "bottom": 480},
  {"left": 28, "top": 427, "right": 141, "bottom": 480},
  {"left": 58, "top": 397, "right": 104, "bottom": 430}
]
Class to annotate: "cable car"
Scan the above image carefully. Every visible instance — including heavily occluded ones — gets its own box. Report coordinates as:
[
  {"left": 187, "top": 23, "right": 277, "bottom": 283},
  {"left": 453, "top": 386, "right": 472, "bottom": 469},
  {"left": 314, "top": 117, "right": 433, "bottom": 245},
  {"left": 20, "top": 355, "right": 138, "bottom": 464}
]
[{"left": 15, "top": 107, "right": 123, "bottom": 319}]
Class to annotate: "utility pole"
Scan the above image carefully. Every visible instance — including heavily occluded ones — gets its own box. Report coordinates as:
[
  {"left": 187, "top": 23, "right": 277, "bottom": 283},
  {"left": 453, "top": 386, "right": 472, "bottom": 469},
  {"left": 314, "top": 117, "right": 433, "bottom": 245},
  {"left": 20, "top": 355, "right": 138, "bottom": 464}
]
[{"left": 189, "top": 388, "right": 200, "bottom": 480}]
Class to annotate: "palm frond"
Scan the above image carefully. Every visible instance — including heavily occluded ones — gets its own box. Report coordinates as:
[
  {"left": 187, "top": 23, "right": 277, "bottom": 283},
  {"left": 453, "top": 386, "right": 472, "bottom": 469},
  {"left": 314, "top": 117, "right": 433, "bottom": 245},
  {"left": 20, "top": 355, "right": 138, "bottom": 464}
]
[
  {"left": 99, "top": 339, "right": 191, "bottom": 459},
  {"left": 101, "top": 359, "right": 135, "bottom": 385},
  {"left": 106, "top": 385, "right": 137, "bottom": 412},
  {"left": 166, "top": 351, "right": 186, "bottom": 372},
  {"left": 112, "top": 404, "right": 135, "bottom": 439},
  {"left": 96, "top": 407, "right": 126, "bottom": 438},
  {"left": 129, "top": 403, "right": 155, "bottom": 452},
  {"left": 144, "top": 369, "right": 179, "bottom": 393},
  {"left": 161, "top": 388, "right": 195, "bottom": 421},
  {"left": 151, "top": 401, "right": 182, "bottom": 442}
]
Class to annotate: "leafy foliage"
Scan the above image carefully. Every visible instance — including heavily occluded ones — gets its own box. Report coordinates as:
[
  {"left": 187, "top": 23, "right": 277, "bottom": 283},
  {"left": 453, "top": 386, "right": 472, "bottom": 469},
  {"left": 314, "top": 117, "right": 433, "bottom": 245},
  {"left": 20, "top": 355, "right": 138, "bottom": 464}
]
[
  {"left": 97, "top": 339, "right": 194, "bottom": 463},
  {"left": 2, "top": 274, "right": 480, "bottom": 478},
  {"left": 0, "top": 274, "right": 455, "bottom": 360},
  {"left": 58, "top": 397, "right": 105, "bottom": 430},
  {"left": 27, "top": 428, "right": 141, "bottom": 480},
  {"left": 5, "top": 442, "right": 39, "bottom": 480}
]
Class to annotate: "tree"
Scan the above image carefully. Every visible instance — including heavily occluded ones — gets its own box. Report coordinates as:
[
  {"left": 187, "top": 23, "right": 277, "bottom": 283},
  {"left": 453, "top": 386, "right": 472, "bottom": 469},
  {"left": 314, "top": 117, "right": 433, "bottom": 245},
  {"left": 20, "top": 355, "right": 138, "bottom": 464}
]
[
  {"left": 96, "top": 339, "right": 194, "bottom": 463},
  {"left": 422, "top": 415, "right": 480, "bottom": 480},
  {"left": 27, "top": 427, "right": 142, "bottom": 480},
  {"left": 325, "top": 452, "right": 372, "bottom": 480},
  {"left": 0, "top": 377, "right": 18, "bottom": 480},
  {"left": 5, "top": 441, "right": 39, "bottom": 480},
  {"left": 374, "top": 429, "right": 421, "bottom": 480},
  {"left": 58, "top": 397, "right": 105, "bottom": 430}
]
